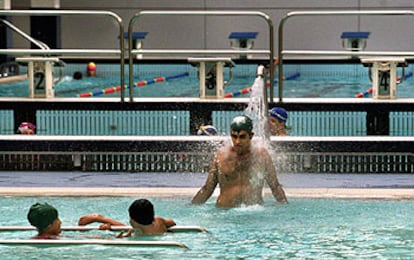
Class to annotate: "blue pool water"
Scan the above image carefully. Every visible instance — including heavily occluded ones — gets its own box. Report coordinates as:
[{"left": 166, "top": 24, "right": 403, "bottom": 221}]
[
  {"left": 0, "top": 196, "right": 413, "bottom": 259},
  {"left": 0, "top": 171, "right": 412, "bottom": 258},
  {"left": 1, "top": 64, "right": 413, "bottom": 98}
]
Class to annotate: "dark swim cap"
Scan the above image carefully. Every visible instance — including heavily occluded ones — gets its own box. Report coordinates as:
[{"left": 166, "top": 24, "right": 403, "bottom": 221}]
[
  {"left": 129, "top": 199, "right": 154, "bottom": 225},
  {"left": 27, "top": 203, "right": 58, "bottom": 231},
  {"left": 230, "top": 115, "right": 253, "bottom": 133}
]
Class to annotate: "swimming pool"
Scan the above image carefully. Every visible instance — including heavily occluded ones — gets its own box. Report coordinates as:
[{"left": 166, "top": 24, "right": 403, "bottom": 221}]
[
  {"left": 0, "top": 196, "right": 412, "bottom": 259},
  {"left": 0, "top": 171, "right": 412, "bottom": 258},
  {"left": 1, "top": 63, "right": 413, "bottom": 98}
]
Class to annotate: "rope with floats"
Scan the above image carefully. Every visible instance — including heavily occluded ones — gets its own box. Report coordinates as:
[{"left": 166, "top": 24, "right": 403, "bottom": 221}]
[
  {"left": 224, "top": 72, "right": 300, "bottom": 98},
  {"left": 354, "top": 71, "right": 413, "bottom": 98},
  {"left": 0, "top": 239, "right": 188, "bottom": 248},
  {"left": 77, "top": 72, "right": 189, "bottom": 98}
]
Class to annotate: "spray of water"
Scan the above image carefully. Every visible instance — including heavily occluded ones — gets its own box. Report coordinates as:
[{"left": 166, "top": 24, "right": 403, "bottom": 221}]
[{"left": 243, "top": 65, "right": 269, "bottom": 147}]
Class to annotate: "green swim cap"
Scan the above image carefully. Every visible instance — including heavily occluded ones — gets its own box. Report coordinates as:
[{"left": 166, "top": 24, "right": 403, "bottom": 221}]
[
  {"left": 230, "top": 115, "right": 253, "bottom": 133},
  {"left": 27, "top": 203, "right": 58, "bottom": 231}
]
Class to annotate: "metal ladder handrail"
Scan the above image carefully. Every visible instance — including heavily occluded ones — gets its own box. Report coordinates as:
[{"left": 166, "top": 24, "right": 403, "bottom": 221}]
[
  {"left": 277, "top": 10, "right": 414, "bottom": 103},
  {"left": 128, "top": 10, "right": 275, "bottom": 108},
  {"left": 0, "top": 18, "right": 49, "bottom": 50},
  {"left": 0, "top": 10, "right": 126, "bottom": 102}
]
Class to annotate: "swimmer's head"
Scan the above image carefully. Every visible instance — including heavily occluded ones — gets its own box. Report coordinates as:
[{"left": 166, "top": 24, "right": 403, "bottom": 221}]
[
  {"left": 87, "top": 62, "right": 97, "bottom": 77},
  {"left": 87, "top": 62, "right": 96, "bottom": 71},
  {"left": 73, "top": 71, "right": 83, "bottom": 80},
  {"left": 17, "top": 122, "right": 36, "bottom": 134},
  {"left": 197, "top": 125, "right": 218, "bottom": 136},
  {"left": 230, "top": 115, "right": 253, "bottom": 134},
  {"left": 269, "top": 107, "right": 288, "bottom": 123},
  {"left": 27, "top": 203, "right": 58, "bottom": 231},
  {"left": 128, "top": 199, "right": 154, "bottom": 225}
]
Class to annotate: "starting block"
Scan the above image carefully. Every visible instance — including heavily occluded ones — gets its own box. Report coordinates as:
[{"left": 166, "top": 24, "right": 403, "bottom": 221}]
[
  {"left": 341, "top": 31, "right": 370, "bottom": 51},
  {"left": 16, "top": 57, "right": 64, "bottom": 98},
  {"left": 361, "top": 57, "right": 407, "bottom": 99},
  {"left": 229, "top": 32, "right": 258, "bottom": 59},
  {"left": 188, "top": 57, "right": 235, "bottom": 99}
]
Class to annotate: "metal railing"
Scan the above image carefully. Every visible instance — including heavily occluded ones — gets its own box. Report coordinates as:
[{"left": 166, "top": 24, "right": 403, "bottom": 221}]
[
  {"left": 1, "top": 135, "right": 414, "bottom": 173},
  {"left": 0, "top": 18, "right": 49, "bottom": 50},
  {"left": 277, "top": 10, "right": 414, "bottom": 102},
  {"left": 0, "top": 10, "right": 126, "bottom": 101},
  {"left": 127, "top": 10, "right": 276, "bottom": 106}
]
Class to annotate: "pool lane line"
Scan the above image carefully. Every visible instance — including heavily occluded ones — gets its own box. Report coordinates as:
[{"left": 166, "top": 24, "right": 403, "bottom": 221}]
[
  {"left": 0, "top": 239, "right": 188, "bottom": 248},
  {"left": 225, "top": 72, "right": 300, "bottom": 98},
  {"left": 77, "top": 72, "right": 189, "bottom": 98},
  {"left": 0, "top": 225, "right": 208, "bottom": 233}
]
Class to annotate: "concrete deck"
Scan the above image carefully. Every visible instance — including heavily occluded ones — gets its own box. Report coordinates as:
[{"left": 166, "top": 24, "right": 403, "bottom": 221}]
[{"left": 0, "top": 171, "right": 412, "bottom": 199}]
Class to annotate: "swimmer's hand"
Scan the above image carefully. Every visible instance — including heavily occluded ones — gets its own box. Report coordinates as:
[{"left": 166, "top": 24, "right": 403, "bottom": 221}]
[
  {"left": 99, "top": 223, "right": 112, "bottom": 230},
  {"left": 116, "top": 231, "right": 125, "bottom": 238},
  {"left": 116, "top": 229, "right": 132, "bottom": 238}
]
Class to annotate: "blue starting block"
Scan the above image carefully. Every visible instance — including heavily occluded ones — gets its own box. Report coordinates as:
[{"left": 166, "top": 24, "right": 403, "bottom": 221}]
[
  {"left": 341, "top": 31, "right": 370, "bottom": 51},
  {"left": 123, "top": 32, "right": 148, "bottom": 40},
  {"left": 229, "top": 32, "right": 258, "bottom": 58},
  {"left": 123, "top": 32, "right": 148, "bottom": 59}
]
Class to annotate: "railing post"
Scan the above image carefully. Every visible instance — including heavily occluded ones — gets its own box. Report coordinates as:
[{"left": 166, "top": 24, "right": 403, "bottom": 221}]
[{"left": 0, "top": 10, "right": 125, "bottom": 102}]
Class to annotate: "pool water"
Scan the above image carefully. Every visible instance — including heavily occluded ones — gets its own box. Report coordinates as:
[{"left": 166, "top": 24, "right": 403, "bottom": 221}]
[
  {"left": 0, "top": 196, "right": 412, "bottom": 259},
  {"left": 1, "top": 64, "right": 413, "bottom": 98}
]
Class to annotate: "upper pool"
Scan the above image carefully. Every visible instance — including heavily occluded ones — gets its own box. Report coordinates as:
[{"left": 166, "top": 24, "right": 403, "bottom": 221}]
[{"left": 1, "top": 63, "right": 413, "bottom": 98}]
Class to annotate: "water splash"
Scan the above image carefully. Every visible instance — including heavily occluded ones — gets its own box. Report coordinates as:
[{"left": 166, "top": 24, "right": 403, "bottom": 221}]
[{"left": 244, "top": 65, "right": 268, "bottom": 144}]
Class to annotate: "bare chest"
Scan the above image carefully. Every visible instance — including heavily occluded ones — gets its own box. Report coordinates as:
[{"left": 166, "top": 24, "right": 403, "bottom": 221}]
[{"left": 217, "top": 153, "right": 263, "bottom": 183}]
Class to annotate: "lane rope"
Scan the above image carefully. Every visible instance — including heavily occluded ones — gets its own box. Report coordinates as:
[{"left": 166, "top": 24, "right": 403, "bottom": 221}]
[
  {"left": 224, "top": 72, "right": 300, "bottom": 98},
  {"left": 77, "top": 72, "right": 189, "bottom": 98}
]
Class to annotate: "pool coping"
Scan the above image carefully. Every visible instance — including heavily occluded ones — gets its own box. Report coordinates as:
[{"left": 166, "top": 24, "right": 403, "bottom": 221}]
[{"left": 0, "top": 187, "right": 413, "bottom": 199}]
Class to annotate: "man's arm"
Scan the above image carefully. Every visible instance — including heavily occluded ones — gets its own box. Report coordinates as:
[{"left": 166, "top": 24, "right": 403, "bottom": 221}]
[
  {"left": 78, "top": 213, "right": 126, "bottom": 226},
  {"left": 191, "top": 153, "right": 219, "bottom": 204},
  {"left": 263, "top": 150, "right": 288, "bottom": 204},
  {"left": 158, "top": 217, "right": 176, "bottom": 228}
]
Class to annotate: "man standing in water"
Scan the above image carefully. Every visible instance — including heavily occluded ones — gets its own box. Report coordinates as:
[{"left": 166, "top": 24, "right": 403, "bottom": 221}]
[{"left": 191, "top": 115, "right": 287, "bottom": 208}]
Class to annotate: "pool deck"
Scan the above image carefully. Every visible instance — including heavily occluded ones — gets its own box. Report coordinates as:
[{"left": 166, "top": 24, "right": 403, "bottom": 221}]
[{"left": 0, "top": 172, "right": 412, "bottom": 199}]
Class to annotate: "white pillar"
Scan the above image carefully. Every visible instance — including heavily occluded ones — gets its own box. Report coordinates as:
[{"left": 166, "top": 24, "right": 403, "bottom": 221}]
[
  {"left": 188, "top": 57, "right": 234, "bottom": 99},
  {"left": 30, "top": 0, "right": 60, "bottom": 8},
  {"left": 0, "top": 0, "right": 11, "bottom": 9}
]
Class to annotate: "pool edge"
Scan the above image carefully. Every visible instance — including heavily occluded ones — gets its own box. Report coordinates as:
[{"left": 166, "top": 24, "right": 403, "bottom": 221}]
[{"left": 0, "top": 187, "right": 412, "bottom": 199}]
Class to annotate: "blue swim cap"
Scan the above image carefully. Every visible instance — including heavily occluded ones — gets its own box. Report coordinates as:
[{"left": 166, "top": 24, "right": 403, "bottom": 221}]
[
  {"left": 230, "top": 115, "right": 253, "bottom": 133},
  {"left": 269, "top": 107, "right": 288, "bottom": 123}
]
